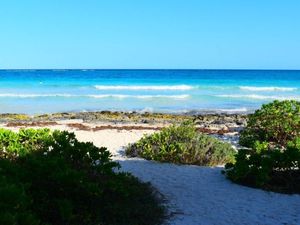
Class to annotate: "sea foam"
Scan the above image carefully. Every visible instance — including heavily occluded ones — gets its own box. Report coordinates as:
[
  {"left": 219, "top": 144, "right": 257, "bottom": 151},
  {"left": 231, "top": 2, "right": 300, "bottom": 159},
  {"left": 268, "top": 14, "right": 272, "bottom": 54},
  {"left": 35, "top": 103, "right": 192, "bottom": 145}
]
[
  {"left": 0, "top": 93, "right": 190, "bottom": 100},
  {"left": 216, "top": 94, "right": 300, "bottom": 100},
  {"left": 88, "top": 94, "right": 190, "bottom": 99},
  {"left": 239, "top": 86, "right": 297, "bottom": 92},
  {"left": 218, "top": 107, "right": 248, "bottom": 112},
  {"left": 94, "top": 85, "right": 194, "bottom": 90},
  {"left": 0, "top": 94, "right": 74, "bottom": 98}
]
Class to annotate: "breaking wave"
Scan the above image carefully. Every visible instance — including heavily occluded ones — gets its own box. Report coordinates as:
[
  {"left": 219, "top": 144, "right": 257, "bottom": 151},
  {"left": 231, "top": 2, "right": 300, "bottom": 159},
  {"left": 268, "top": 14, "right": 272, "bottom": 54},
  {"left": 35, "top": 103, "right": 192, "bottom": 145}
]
[
  {"left": 239, "top": 86, "right": 297, "bottom": 92},
  {"left": 0, "top": 93, "right": 190, "bottom": 100},
  {"left": 216, "top": 94, "right": 300, "bottom": 100},
  {"left": 88, "top": 94, "right": 190, "bottom": 99},
  {"left": 94, "top": 85, "right": 194, "bottom": 90}
]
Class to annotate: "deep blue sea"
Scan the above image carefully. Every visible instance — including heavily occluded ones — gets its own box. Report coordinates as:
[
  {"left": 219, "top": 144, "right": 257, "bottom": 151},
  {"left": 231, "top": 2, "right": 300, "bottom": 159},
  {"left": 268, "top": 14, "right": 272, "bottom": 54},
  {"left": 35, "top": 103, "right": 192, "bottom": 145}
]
[{"left": 1, "top": 70, "right": 300, "bottom": 114}]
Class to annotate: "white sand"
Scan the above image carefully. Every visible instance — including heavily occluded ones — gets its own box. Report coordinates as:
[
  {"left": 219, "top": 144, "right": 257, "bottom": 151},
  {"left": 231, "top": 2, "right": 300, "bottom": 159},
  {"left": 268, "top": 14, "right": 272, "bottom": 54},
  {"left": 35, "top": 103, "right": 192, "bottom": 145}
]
[{"left": 2, "top": 123, "right": 300, "bottom": 225}]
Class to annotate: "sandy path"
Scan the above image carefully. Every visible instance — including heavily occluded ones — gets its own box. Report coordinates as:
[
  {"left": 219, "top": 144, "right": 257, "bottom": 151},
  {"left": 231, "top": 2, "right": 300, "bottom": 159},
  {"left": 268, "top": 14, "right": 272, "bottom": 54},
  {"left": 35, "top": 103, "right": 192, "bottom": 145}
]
[{"left": 73, "top": 129, "right": 300, "bottom": 225}]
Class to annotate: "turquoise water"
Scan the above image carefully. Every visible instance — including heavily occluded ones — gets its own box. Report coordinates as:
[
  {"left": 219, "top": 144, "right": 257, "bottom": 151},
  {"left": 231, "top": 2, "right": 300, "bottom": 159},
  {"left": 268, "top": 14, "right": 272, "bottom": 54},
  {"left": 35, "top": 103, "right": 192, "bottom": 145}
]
[{"left": 0, "top": 70, "right": 300, "bottom": 114}]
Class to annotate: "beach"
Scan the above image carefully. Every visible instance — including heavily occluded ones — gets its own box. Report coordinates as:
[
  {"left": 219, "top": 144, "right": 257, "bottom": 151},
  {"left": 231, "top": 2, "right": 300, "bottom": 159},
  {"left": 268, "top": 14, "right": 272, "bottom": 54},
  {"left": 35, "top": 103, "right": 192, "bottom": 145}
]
[
  {"left": 2, "top": 1, "right": 300, "bottom": 224},
  {"left": 1, "top": 66, "right": 300, "bottom": 225},
  {"left": 1, "top": 112, "right": 300, "bottom": 225}
]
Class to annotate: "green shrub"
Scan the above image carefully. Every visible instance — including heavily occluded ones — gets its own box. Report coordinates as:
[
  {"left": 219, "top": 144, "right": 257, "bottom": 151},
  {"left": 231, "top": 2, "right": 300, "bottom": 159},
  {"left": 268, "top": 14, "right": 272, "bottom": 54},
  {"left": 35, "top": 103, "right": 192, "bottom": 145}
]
[
  {"left": 126, "top": 122, "right": 236, "bottom": 166},
  {"left": 0, "top": 162, "right": 40, "bottom": 225},
  {"left": 225, "top": 100, "right": 300, "bottom": 193},
  {"left": 0, "top": 128, "right": 53, "bottom": 159},
  {"left": 224, "top": 144, "right": 300, "bottom": 193},
  {"left": 240, "top": 100, "right": 300, "bottom": 148},
  {"left": 0, "top": 128, "right": 165, "bottom": 225}
]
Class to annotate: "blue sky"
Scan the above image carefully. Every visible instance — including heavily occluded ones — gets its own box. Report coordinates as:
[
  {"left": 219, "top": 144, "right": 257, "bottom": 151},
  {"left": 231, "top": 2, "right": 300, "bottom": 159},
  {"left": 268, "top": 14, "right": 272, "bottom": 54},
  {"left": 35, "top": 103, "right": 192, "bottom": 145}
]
[{"left": 0, "top": 1, "right": 299, "bottom": 69}]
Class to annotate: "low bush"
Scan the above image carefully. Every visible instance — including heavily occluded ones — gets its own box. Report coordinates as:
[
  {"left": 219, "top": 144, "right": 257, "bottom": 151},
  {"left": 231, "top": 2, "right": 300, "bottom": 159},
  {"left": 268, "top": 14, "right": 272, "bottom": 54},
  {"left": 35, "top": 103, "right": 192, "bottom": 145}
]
[
  {"left": 224, "top": 144, "right": 300, "bottom": 193},
  {"left": 126, "top": 122, "right": 236, "bottom": 166},
  {"left": 0, "top": 128, "right": 165, "bottom": 225},
  {"left": 225, "top": 100, "right": 300, "bottom": 194}
]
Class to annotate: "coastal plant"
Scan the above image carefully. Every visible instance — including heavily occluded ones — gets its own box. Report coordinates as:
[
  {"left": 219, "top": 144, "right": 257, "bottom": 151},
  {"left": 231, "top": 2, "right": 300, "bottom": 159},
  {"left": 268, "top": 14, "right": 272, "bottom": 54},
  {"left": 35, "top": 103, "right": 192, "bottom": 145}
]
[
  {"left": 126, "top": 121, "right": 236, "bottom": 166},
  {"left": 225, "top": 100, "right": 300, "bottom": 193},
  {"left": 224, "top": 144, "right": 300, "bottom": 193},
  {"left": 239, "top": 100, "right": 300, "bottom": 148},
  {"left": 0, "top": 128, "right": 165, "bottom": 225},
  {"left": 0, "top": 128, "right": 53, "bottom": 159}
]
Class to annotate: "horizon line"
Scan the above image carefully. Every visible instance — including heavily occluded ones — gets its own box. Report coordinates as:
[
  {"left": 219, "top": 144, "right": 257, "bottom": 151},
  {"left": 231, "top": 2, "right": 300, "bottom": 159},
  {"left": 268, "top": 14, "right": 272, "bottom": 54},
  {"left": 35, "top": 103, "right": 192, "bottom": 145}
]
[{"left": 0, "top": 68, "right": 300, "bottom": 71}]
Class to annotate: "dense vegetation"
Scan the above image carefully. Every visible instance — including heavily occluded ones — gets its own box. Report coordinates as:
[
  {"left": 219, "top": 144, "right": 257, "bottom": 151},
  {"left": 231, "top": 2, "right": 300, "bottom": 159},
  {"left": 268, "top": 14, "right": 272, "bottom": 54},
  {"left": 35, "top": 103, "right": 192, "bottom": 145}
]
[
  {"left": 225, "top": 100, "right": 300, "bottom": 194},
  {"left": 239, "top": 100, "right": 300, "bottom": 148},
  {"left": 0, "top": 128, "right": 165, "bottom": 225},
  {"left": 126, "top": 122, "right": 236, "bottom": 166}
]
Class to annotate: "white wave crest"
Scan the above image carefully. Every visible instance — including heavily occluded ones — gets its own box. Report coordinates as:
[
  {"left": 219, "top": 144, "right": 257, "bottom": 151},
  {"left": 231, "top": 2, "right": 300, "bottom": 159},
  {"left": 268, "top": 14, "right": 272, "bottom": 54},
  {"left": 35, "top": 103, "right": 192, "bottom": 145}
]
[
  {"left": 139, "top": 107, "right": 154, "bottom": 113},
  {"left": 94, "top": 85, "right": 194, "bottom": 90},
  {"left": 0, "top": 93, "right": 190, "bottom": 100},
  {"left": 216, "top": 94, "right": 300, "bottom": 100},
  {"left": 88, "top": 94, "right": 190, "bottom": 99},
  {"left": 218, "top": 107, "right": 248, "bottom": 112},
  {"left": 239, "top": 86, "right": 297, "bottom": 92},
  {"left": 0, "top": 94, "right": 74, "bottom": 98}
]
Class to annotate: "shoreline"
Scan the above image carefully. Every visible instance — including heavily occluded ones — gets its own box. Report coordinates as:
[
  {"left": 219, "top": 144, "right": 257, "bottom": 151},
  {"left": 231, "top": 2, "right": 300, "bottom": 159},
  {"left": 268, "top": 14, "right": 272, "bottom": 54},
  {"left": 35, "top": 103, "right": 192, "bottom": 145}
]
[
  {"left": 0, "top": 111, "right": 247, "bottom": 134},
  {"left": 0, "top": 111, "right": 247, "bottom": 149},
  {"left": 0, "top": 110, "right": 248, "bottom": 123}
]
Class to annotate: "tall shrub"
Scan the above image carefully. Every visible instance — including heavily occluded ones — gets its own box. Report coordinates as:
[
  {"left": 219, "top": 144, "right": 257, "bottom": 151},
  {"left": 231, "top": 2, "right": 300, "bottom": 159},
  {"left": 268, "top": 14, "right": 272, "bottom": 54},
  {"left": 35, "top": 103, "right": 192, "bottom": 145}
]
[
  {"left": 240, "top": 100, "right": 300, "bottom": 148},
  {"left": 225, "top": 100, "right": 300, "bottom": 193}
]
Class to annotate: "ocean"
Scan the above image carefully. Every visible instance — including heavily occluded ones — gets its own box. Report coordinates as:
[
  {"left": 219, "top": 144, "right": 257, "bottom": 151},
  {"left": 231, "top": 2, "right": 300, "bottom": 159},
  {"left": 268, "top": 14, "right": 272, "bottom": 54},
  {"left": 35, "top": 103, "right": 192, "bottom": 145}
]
[{"left": 0, "top": 69, "right": 300, "bottom": 114}]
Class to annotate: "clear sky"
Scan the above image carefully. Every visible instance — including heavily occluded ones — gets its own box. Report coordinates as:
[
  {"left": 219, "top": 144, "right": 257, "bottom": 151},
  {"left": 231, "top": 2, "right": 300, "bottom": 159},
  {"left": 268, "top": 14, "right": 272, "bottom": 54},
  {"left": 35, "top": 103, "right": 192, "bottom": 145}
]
[{"left": 0, "top": 0, "right": 299, "bottom": 69}]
